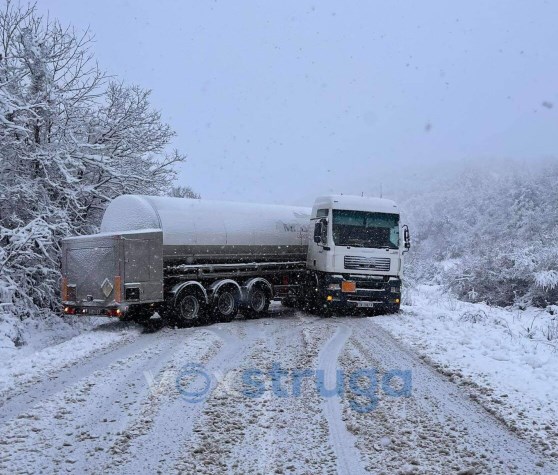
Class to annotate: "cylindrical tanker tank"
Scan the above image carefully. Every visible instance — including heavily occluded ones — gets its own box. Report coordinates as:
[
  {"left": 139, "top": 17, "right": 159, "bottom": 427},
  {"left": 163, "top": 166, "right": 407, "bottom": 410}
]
[{"left": 100, "top": 195, "right": 312, "bottom": 265}]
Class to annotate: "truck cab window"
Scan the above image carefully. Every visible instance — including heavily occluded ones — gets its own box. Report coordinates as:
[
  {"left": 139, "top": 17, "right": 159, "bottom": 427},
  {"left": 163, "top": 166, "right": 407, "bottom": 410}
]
[{"left": 332, "top": 210, "right": 399, "bottom": 249}]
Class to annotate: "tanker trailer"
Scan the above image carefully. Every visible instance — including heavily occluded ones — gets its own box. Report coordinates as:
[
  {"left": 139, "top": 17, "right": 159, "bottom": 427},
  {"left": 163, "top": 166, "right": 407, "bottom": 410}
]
[{"left": 61, "top": 195, "right": 311, "bottom": 325}]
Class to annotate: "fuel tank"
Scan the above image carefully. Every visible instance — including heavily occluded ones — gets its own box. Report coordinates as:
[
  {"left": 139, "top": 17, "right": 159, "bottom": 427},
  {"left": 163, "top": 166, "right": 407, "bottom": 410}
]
[{"left": 100, "top": 195, "right": 311, "bottom": 264}]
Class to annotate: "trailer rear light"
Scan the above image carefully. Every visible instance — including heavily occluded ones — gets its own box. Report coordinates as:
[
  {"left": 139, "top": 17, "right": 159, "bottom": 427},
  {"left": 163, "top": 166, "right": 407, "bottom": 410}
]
[
  {"left": 282, "top": 276, "right": 289, "bottom": 285},
  {"left": 105, "top": 308, "right": 122, "bottom": 317},
  {"left": 341, "top": 281, "right": 356, "bottom": 293},
  {"left": 63, "top": 306, "right": 76, "bottom": 315},
  {"left": 114, "top": 276, "right": 122, "bottom": 303}
]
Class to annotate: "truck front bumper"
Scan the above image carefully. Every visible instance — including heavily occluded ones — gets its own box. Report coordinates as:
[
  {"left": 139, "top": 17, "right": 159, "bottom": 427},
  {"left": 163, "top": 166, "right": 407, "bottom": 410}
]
[{"left": 321, "top": 274, "right": 401, "bottom": 310}]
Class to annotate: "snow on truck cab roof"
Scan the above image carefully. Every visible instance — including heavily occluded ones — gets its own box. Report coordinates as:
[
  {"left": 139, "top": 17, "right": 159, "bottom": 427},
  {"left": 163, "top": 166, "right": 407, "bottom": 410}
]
[{"left": 312, "top": 195, "right": 399, "bottom": 215}]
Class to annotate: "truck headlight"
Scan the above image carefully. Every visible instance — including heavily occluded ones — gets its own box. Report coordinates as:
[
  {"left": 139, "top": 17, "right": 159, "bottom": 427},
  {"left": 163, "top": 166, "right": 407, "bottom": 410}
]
[
  {"left": 391, "top": 287, "right": 400, "bottom": 293},
  {"left": 327, "top": 283, "right": 340, "bottom": 290}
]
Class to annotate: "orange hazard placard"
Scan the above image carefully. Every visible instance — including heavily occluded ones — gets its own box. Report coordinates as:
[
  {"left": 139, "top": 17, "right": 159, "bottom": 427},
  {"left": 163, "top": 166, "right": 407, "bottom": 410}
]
[{"left": 341, "top": 281, "right": 356, "bottom": 293}]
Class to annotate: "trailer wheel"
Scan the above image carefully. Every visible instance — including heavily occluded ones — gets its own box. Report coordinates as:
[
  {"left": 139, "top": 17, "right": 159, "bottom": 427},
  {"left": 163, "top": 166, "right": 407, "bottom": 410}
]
[
  {"left": 246, "top": 287, "right": 270, "bottom": 319},
  {"left": 212, "top": 287, "right": 240, "bottom": 323},
  {"left": 174, "top": 288, "right": 206, "bottom": 327},
  {"left": 125, "top": 305, "right": 151, "bottom": 323}
]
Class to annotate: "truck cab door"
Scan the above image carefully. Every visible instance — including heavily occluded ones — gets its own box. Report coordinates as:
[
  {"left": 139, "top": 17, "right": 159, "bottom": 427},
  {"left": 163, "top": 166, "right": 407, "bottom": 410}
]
[{"left": 308, "top": 215, "right": 331, "bottom": 271}]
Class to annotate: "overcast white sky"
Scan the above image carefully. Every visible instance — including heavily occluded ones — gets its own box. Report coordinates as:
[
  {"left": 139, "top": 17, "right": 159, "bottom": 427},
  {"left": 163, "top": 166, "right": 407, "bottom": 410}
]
[{"left": 39, "top": 0, "right": 558, "bottom": 205}]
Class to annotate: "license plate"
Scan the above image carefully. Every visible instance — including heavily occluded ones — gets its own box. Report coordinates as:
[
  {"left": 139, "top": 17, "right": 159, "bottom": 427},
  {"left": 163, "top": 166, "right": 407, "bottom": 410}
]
[
  {"left": 82, "top": 308, "right": 100, "bottom": 315},
  {"left": 356, "top": 301, "right": 375, "bottom": 308}
]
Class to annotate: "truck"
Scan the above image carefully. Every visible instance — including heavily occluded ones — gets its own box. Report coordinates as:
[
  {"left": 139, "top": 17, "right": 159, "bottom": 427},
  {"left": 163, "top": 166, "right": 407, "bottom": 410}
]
[{"left": 61, "top": 194, "right": 410, "bottom": 325}]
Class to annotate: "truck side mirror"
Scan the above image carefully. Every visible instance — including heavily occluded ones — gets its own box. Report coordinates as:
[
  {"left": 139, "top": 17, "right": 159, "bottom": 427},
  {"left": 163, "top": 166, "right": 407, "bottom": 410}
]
[
  {"left": 313, "top": 222, "right": 322, "bottom": 243},
  {"left": 320, "top": 218, "right": 328, "bottom": 245},
  {"left": 403, "top": 225, "right": 411, "bottom": 250}
]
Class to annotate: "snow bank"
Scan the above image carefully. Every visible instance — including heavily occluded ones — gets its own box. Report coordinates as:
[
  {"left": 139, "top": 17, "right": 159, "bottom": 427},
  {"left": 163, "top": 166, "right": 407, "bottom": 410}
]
[
  {"left": 376, "top": 285, "right": 558, "bottom": 453},
  {"left": 0, "top": 315, "right": 140, "bottom": 396}
]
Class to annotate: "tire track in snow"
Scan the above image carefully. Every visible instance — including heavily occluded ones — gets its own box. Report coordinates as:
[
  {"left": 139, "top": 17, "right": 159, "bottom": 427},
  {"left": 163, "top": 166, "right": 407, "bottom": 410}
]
[
  {"left": 108, "top": 321, "right": 255, "bottom": 474},
  {"left": 317, "top": 323, "right": 368, "bottom": 475},
  {"left": 0, "top": 328, "right": 168, "bottom": 424},
  {"left": 175, "top": 314, "right": 337, "bottom": 474},
  {"left": 0, "top": 323, "right": 143, "bottom": 404},
  {"left": 0, "top": 328, "right": 200, "bottom": 474},
  {"left": 341, "top": 317, "right": 556, "bottom": 474}
]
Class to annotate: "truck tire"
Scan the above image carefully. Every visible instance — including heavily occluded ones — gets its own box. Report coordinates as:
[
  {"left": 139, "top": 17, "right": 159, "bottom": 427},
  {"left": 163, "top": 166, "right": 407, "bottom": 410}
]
[
  {"left": 173, "top": 288, "right": 206, "bottom": 327},
  {"left": 212, "top": 287, "right": 240, "bottom": 323},
  {"left": 384, "top": 303, "right": 401, "bottom": 315},
  {"left": 366, "top": 303, "right": 400, "bottom": 317},
  {"left": 125, "top": 305, "right": 151, "bottom": 324},
  {"left": 319, "top": 304, "right": 334, "bottom": 318},
  {"left": 246, "top": 286, "right": 271, "bottom": 319},
  {"left": 281, "top": 293, "right": 304, "bottom": 310}
]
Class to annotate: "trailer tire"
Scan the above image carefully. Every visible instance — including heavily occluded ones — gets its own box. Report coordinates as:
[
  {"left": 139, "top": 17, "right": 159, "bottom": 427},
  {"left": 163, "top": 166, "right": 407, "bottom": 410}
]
[
  {"left": 125, "top": 305, "right": 151, "bottom": 324},
  {"left": 246, "top": 286, "right": 271, "bottom": 319},
  {"left": 173, "top": 288, "right": 206, "bottom": 327},
  {"left": 212, "top": 286, "right": 240, "bottom": 323}
]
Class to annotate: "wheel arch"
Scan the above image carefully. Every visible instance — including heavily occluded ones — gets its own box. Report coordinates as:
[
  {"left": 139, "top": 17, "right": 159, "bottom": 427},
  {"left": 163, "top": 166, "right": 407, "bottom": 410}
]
[
  {"left": 171, "top": 281, "right": 209, "bottom": 305},
  {"left": 243, "top": 277, "right": 273, "bottom": 300},
  {"left": 208, "top": 279, "right": 242, "bottom": 302}
]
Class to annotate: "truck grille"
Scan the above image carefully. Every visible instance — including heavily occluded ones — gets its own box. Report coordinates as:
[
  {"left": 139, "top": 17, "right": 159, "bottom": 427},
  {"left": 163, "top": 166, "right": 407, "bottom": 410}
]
[{"left": 344, "top": 256, "right": 391, "bottom": 272}]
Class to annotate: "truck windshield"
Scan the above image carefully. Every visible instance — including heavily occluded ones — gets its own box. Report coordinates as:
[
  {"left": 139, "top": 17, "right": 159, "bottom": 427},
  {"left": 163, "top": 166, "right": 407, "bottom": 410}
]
[{"left": 332, "top": 210, "right": 399, "bottom": 249}]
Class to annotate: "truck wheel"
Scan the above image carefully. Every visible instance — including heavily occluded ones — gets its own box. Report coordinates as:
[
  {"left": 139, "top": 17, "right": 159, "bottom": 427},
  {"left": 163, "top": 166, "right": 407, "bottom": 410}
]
[
  {"left": 174, "top": 289, "right": 206, "bottom": 327},
  {"left": 246, "top": 287, "right": 270, "bottom": 319},
  {"left": 385, "top": 303, "right": 401, "bottom": 315},
  {"left": 213, "top": 288, "right": 239, "bottom": 323},
  {"left": 320, "top": 304, "right": 334, "bottom": 318},
  {"left": 281, "top": 295, "right": 303, "bottom": 310},
  {"left": 368, "top": 303, "right": 400, "bottom": 316},
  {"left": 281, "top": 297, "right": 295, "bottom": 308}
]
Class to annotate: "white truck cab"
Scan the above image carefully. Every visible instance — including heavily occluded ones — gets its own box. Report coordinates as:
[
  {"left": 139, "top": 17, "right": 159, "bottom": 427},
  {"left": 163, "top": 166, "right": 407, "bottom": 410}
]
[{"left": 306, "top": 195, "right": 410, "bottom": 313}]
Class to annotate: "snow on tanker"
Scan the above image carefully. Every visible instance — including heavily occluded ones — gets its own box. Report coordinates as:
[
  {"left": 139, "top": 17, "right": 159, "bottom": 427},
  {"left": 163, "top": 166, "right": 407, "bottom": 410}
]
[{"left": 61, "top": 194, "right": 410, "bottom": 324}]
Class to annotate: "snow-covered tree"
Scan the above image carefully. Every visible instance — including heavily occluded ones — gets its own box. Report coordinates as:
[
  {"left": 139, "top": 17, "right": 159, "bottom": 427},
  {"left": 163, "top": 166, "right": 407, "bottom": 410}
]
[
  {"left": 0, "top": 1, "right": 187, "bottom": 329},
  {"left": 403, "top": 160, "right": 558, "bottom": 307},
  {"left": 169, "top": 185, "right": 200, "bottom": 199}
]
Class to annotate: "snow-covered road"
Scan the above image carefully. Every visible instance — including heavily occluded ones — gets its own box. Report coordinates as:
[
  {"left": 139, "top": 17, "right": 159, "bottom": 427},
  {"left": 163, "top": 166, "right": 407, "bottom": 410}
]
[{"left": 0, "top": 306, "right": 555, "bottom": 474}]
